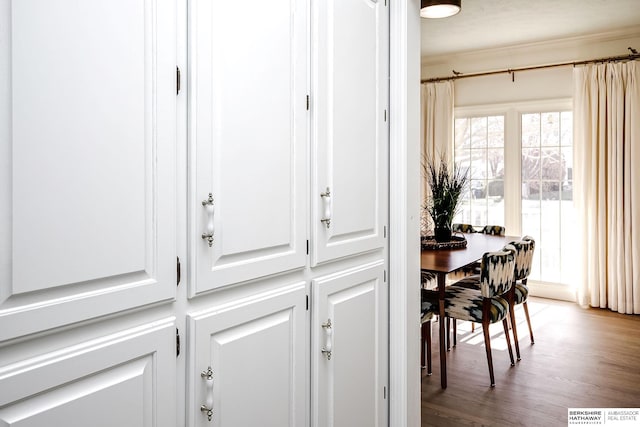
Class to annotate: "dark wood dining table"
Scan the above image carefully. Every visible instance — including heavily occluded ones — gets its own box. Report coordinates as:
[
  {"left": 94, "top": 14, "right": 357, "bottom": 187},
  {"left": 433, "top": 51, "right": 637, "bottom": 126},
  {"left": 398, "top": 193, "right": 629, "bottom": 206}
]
[{"left": 420, "top": 232, "right": 513, "bottom": 389}]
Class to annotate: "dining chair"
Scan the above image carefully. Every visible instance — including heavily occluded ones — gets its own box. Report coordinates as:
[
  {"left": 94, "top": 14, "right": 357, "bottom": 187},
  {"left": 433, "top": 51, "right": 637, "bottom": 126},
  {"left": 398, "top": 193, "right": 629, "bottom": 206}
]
[
  {"left": 444, "top": 245, "right": 516, "bottom": 386},
  {"left": 452, "top": 236, "right": 536, "bottom": 359},
  {"left": 512, "top": 236, "right": 536, "bottom": 350},
  {"left": 452, "top": 223, "right": 476, "bottom": 234},
  {"left": 449, "top": 224, "right": 505, "bottom": 342},
  {"left": 481, "top": 225, "right": 506, "bottom": 236}
]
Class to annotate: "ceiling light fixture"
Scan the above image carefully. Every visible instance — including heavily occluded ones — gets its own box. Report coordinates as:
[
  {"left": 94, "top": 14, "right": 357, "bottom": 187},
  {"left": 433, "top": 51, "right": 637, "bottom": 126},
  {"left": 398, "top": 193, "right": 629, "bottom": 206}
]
[{"left": 420, "top": 0, "right": 461, "bottom": 19}]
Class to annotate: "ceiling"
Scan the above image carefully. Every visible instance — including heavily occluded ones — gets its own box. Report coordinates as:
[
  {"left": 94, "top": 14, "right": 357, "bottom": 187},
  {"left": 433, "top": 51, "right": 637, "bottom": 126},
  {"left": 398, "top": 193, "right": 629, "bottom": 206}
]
[{"left": 421, "top": 0, "right": 640, "bottom": 58}]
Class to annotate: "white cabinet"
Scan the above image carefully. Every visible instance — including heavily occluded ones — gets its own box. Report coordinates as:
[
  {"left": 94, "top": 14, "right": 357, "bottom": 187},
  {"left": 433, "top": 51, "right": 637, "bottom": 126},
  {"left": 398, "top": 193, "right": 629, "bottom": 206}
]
[
  {"left": 312, "top": 261, "right": 388, "bottom": 427},
  {"left": 0, "top": 0, "right": 390, "bottom": 426},
  {"left": 187, "top": 283, "right": 308, "bottom": 427},
  {"left": 189, "top": 0, "right": 308, "bottom": 295},
  {"left": 311, "top": 0, "right": 389, "bottom": 266},
  {"left": 0, "top": 0, "right": 177, "bottom": 341},
  {"left": 0, "top": 319, "right": 176, "bottom": 427}
]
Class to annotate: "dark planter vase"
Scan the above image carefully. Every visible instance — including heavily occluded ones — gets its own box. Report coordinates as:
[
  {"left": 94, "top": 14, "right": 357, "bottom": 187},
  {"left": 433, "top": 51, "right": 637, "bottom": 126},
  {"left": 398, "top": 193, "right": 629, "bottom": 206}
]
[{"left": 434, "top": 226, "right": 452, "bottom": 243}]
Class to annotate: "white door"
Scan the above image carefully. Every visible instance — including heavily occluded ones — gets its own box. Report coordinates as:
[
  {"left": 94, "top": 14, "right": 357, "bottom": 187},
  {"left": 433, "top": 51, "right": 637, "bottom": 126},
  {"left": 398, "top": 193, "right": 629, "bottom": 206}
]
[
  {"left": 0, "top": 319, "right": 176, "bottom": 427},
  {"left": 312, "top": 261, "right": 388, "bottom": 427},
  {"left": 311, "top": 0, "right": 389, "bottom": 266},
  {"left": 0, "top": 0, "right": 177, "bottom": 340},
  {"left": 188, "top": 283, "right": 308, "bottom": 427},
  {"left": 0, "top": 1, "right": 177, "bottom": 424},
  {"left": 189, "top": 0, "right": 308, "bottom": 295}
]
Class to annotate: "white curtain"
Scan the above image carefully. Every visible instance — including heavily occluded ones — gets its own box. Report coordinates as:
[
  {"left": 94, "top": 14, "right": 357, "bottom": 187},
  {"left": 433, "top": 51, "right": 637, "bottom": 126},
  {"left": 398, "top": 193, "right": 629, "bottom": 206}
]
[
  {"left": 421, "top": 81, "right": 454, "bottom": 162},
  {"left": 420, "top": 81, "right": 454, "bottom": 233},
  {"left": 574, "top": 61, "right": 640, "bottom": 314}
]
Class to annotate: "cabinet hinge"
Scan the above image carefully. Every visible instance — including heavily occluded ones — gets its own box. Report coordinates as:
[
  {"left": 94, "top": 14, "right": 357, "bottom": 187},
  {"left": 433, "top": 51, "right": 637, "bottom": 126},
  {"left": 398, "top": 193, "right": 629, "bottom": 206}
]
[
  {"left": 383, "top": 225, "right": 387, "bottom": 238},
  {"left": 177, "top": 256, "right": 181, "bottom": 286},
  {"left": 306, "top": 239, "right": 309, "bottom": 255},
  {"left": 383, "top": 386, "right": 387, "bottom": 399},
  {"left": 176, "top": 328, "right": 180, "bottom": 357},
  {"left": 176, "top": 66, "right": 181, "bottom": 95},
  {"left": 384, "top": 109, "right": 387, "bottom": 122},
  {"left": 306, "top": 295, "right": 309, "bottom": 311},
  {"left": 306, "top": 95, "right": 310, "bottom": 111},
  {"left": 384, "top": 270, "right": 387, "bottom": 283}
]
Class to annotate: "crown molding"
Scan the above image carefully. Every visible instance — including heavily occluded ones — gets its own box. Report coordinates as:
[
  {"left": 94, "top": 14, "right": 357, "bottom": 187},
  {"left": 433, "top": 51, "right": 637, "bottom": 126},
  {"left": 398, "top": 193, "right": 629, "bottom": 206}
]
[{"left": 422, "top": 25, "right": 640, "bottom": 77}]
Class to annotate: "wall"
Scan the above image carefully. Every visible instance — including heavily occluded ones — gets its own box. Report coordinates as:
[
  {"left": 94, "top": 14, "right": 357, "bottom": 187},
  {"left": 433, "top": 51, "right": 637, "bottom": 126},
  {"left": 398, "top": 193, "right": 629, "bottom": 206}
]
[{"left": 422, "top": 27, "right": 640, "bottom": 106}]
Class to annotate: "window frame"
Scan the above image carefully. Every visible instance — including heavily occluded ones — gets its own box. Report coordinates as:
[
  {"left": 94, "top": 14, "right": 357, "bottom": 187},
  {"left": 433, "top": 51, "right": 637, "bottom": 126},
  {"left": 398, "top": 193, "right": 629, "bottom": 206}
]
[{"left": 454, "top": 98, "right": 572, "bottom": 239}]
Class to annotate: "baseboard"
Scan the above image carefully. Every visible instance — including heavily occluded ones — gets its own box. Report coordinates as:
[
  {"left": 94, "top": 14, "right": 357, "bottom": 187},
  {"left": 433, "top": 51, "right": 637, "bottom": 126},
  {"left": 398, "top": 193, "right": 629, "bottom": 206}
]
[{"left": 528, "top": 280, "right": 576, "bottom": 302}]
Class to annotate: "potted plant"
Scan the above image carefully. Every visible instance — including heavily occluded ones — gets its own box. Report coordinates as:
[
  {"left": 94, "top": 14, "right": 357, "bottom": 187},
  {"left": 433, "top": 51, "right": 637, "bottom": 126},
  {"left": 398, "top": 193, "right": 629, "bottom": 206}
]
[{"left": 423, "top": 154, "right": 469, "bottom": 242}]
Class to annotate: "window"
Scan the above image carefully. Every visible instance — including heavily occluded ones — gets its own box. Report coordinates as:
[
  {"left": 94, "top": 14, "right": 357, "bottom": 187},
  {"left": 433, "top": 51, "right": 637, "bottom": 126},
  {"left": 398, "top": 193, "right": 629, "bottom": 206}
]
[
  {"left": 521, "top": 111, "right": 575, "bottom": 284},
  {"left": 453, "top": 102, "right": 574, "bottom": 286},
  {"left": 454, "top": 116, "right": 505, "bottom": 227}
]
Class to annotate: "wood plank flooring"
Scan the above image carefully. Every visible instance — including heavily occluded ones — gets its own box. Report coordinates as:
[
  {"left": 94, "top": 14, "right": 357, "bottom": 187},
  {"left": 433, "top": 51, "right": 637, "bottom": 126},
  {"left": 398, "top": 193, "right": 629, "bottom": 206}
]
[{"left": 421, "top": 297, "right": 640, "bottom": 426}]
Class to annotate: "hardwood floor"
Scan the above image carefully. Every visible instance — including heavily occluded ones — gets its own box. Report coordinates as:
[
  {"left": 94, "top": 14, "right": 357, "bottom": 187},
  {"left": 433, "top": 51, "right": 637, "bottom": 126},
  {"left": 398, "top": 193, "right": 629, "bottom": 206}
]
[{"left": 421, "top": 297, "right": 640, "bottom": 426}]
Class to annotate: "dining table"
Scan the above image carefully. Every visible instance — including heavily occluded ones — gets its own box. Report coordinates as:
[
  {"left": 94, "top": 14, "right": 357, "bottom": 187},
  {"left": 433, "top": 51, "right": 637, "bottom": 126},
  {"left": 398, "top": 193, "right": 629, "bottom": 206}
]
[{"left": 420, "top": 232, "right": 514, "bottom": 389}]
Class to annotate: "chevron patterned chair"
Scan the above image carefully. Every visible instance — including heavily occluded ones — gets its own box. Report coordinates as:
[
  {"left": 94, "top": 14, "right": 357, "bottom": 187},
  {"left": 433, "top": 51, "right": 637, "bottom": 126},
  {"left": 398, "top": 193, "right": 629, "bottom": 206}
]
[
  {"left": 449, "top": 224, "right": 505, "bottom": 343},
  {"left": 453, "top": 236, "right": 536, "bottom": 360},
  {"left": 481, "top": 224, "right": 506, "bottom": 236},
  {"left": 444, "top": 245, "right": 516, "bottom": 386},
  {"left": 452, "top": 223, "right": 476, "bottom": 234}
]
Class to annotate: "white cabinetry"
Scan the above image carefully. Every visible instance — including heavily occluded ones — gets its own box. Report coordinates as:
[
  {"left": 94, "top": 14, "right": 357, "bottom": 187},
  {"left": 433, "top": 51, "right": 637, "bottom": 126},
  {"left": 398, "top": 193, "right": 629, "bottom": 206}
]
[
  {"left": 187, "top": 283, "right": 307, "bottom": 427},
  {"left": 312, "top": 0, "right": 389, "bottom": 266},
  {"left": 189, "top": 0, "right": 308, "bottom": 295},
  {"left": 312, "top": 261, "right": 388, "bottom": 427},
  {"left": 0, "top": 0, "right": 177, "bottom": 341},
  {"left": 0, "top": 319, "right": 176, "bottom": 427},
  {"left": 0, "top": 0, "right": 389, "bottom": 426},
  {"left": 1, "top": 2, "right": 177, "bottom": 425}
]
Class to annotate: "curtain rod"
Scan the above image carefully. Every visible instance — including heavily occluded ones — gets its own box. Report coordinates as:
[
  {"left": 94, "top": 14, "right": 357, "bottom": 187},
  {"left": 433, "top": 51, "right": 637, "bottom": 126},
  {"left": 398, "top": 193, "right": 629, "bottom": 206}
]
[{"left": 421, "top": 49, "right": 640, "bottom": 83}]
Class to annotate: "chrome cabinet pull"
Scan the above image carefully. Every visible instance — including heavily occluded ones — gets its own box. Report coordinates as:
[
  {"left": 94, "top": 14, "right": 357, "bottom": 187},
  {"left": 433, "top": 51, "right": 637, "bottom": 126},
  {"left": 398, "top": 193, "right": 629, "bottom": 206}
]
[
  {"left": 320, "top": 187, "right": 332, "bottom": 229},
  {"left": 200, "top": 366, "right": 214, "bottom": 421},
  {"left": 201, "top": 193, "right": 214, "bottom": 247},
  {"left": 321, "top": 319, "right": 333, "bottom": 360}
]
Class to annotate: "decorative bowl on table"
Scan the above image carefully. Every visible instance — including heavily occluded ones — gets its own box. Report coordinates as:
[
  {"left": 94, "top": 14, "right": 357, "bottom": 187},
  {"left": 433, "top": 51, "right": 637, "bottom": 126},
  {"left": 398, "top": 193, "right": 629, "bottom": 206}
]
[{"left": 421, "top": 234, "right": 467, "bottom": 250}]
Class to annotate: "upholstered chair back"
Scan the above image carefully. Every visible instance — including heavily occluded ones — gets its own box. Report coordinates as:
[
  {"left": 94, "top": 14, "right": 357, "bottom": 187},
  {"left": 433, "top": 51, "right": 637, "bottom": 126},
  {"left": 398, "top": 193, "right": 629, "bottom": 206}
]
[
  {"left": 452, "top": 223, "right": 476, "bottom": 233},
  {"left": 481, "top": 225, "right": 506, "bottom": 236},
  {"left": 479, "top": 245, "right": 515, "bottom": 298},
  {"left": 509, "top": 236, "right": 535, "bottom": 281}
]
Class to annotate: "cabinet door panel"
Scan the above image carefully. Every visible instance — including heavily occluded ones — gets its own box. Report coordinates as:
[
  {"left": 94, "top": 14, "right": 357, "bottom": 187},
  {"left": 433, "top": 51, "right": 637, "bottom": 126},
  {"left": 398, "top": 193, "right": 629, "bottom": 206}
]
[
  {"left": 190, "top": 0, "right": 307, "bottom": 294},
  {"left": 0, "top": 0, "right": 176, "bottom": 341},
  {"left": 0, "top": 319, "right": 175, "bottom": 427},
  {"left": 188, "top": 283, "right": 307, "bottom": 427},
  {"left": 312, "top": 0, "right": 388, "bottom": 265},
  {"left": 312, "top": 261, "right": 388, "bottom": 427}
]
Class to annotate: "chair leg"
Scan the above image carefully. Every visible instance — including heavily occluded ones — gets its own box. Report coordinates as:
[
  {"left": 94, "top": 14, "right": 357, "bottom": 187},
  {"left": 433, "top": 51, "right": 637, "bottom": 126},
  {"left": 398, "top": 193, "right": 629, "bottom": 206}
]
[
  {"left": 421, "top": 322, "right": 426, "bottom": 369},
  {"left": 446, "top": 317, "right": 451, "bottom": 351},
  {"left": 421, "top": 321, "right": 432, "bottom": 375},
  {"left": 502, "top": 318, "right": 515, "bottom": 366},
  {"left": 426, "top": 321, "right": 432, "bottom": 375},
  {"left": 522, "top": 301, "right": 535, "bottom": 344},
  {"left": 481, "top": 320, "right": 495, "bottom": 387},
  {"left": 452, "top": 319, "right": 457, "bottom": 347},
  {"left": 509, "top": 303, "right": 521, "bottom": 361}
]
